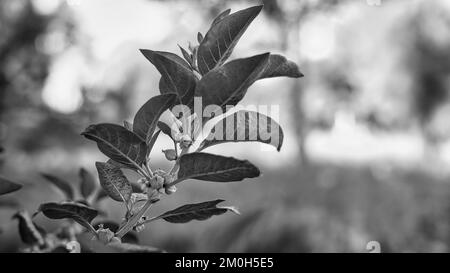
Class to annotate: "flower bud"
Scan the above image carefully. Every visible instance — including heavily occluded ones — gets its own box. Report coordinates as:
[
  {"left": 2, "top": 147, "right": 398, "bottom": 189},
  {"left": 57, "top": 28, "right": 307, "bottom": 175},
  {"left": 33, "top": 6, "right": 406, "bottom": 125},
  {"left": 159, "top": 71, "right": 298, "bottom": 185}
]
[
  {"left": 179, "top": 135, "right": 192, "bottom": 149},
  {"left": 173, "top": 132, "right": 184, "bottom": 142},
  {"left": 162, "top": 149, "right": 177, "bottom": 161},
  {"left": 134, "top": 216, "right": 147, "bottom": 233},
  {"left": 97, "top": 228, "right": 115, "bottom": 244},
  {"left": 163, "top": 174, "right": 174, "bottom": 186},
  {"left": 147, "top": 189, "right": 161, "bottom": 202},
  {"left": 135, "top": 224, "right": 145, "bottom": 233},
  {"left": 109, "top": 237, "right": 121, "bottom": 244},
  {"left": 165, "top": 185, "right": 177, "bottom": 195},
  {"left": 155, "top": 175, "right": 164, "bottom": 189}
]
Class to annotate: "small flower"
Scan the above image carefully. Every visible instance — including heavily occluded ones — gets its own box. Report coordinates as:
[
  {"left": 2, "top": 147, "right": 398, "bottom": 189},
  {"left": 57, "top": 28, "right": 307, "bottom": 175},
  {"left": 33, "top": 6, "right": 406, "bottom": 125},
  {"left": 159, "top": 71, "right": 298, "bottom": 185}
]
[
  {"left": 162, "top": 149, "right": 177, "bottom": 161},
  {"left": 163, "top": 174, "right": 174, "bottom": 185},
  {"left": 97, "top": 228, "right": 115, "bottom": 244},
  {"left": 179, "top": 135, "right": 192, "bottom": 149},
  {"left": 147, "top": 189, "right": 161, "bottom": 202}
]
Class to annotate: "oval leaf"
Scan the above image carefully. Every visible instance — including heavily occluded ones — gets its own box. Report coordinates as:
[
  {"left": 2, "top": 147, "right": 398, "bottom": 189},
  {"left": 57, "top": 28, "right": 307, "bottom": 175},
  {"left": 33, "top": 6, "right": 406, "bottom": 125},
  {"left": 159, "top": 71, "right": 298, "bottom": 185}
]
[
  {"left": 79, "top": 168, "right": 97, "bottom": 200},
  {"left": 82, "top": 123, "right": 147, "bottom": 171},
  {"left": 259, "top": 54, "right": 303, "bottom": 79},
  {"left": 154, "top": 199, "right": 236, "bottom": 223},
  {"left": 195, "top": 53, "right": 270, "bottom": 115},
  {"left": 95, "top": 162, "right": 132, "bottom": 203},
  {"left": 37, "top": 202, "right": 98, "bottom": 230},
  {"left": 197, "top": 5, "right": 263, "bottom": 75},
  {"left": 200, "top": 110, "right": 284, "bottom": 151},
  {"left": 140, "top": 50, "right": 197, "bottom": 105},
  {"left": 41, "top": 173, "right": 74, "bottom": 200},
  {"left": 133, "top": 93, "right": 179, "bottom": 144},
  {"left": 12, "top": 210, "right": 46, "bottom": 246},
  {"left": 0, "top": 176, "right": 22, "bottom": 196},
  {"left": 177, "top": 152, "right": 260, "bottom": 183}
]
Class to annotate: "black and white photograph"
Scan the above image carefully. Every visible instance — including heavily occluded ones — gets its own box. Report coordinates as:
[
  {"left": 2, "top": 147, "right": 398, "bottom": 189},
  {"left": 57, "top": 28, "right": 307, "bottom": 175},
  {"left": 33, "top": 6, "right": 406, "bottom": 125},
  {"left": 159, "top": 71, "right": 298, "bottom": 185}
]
[{"left": 0, "top": 0, "right": 449, "bottom": 266}]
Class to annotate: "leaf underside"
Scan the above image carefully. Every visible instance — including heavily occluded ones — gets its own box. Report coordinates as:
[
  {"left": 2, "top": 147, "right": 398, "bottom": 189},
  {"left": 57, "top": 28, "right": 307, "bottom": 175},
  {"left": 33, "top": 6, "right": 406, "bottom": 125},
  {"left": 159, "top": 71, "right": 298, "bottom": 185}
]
[
  {"left": 157, "top": 199, "right": 233, "bottom": 223},
  {"left": 0, "top": 176, "right": 22, "bottom": 196},
  {"left": 200, "top": 110, "right": 284, "bottom": 151},
  {"left": 41, "top": 173, "right": 74, "bottom": 200},
  {"left": 37, "top": 202, "right": 98, "bottom": 230},
  {"left": 82, "top": 123, "right": 147, "bottom": 171},
  {"left": 79, "top": 168, "right": 97, "bottom": 200},
  {"left": 95, "top": 162, "right": 132, "bottom": 203},
  {"left": 177, "top": 152, "right": 260, "bottom": 182},
  {"left": 12, "top": 210, "right": 46, "bottom": 246}
]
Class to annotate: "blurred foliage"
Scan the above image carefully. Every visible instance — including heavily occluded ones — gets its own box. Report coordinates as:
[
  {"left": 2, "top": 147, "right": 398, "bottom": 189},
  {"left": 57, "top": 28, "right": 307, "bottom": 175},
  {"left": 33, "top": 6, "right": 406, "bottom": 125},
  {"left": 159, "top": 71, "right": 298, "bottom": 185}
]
[{"left": 1, "top": 0, "right": 450, "bottom": 252}]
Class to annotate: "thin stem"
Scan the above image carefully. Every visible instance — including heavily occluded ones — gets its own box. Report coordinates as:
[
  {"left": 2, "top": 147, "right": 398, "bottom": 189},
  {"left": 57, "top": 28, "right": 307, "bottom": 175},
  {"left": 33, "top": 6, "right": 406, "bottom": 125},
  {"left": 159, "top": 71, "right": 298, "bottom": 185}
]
[
  {"left": 141, "top": 215, "right": 161, "bottom": 225},
  {"left": 115, "top": 199, "right": 156, "bottom": 238},
  {"left": 144, "top": 163, "right": 153, "bottom": 178},
  {"left": 174, "top": 141, "right": 179, "bottom": 157},
  {"left": 169, "top": 147, "right": 189, "bottom": 175},
  {"left": 137, "top": 169, "right": 149, "bottom": 179},
  {"left": 84, "top": 223, "right": 98, "bottom": 239}
]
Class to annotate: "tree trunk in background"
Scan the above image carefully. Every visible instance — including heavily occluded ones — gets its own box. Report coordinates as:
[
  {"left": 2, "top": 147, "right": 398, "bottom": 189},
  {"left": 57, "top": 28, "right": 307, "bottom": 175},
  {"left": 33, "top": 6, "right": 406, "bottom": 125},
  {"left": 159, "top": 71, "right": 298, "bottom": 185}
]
[{"left": 284, "top": 20, "right": 308, "bottom": 167}]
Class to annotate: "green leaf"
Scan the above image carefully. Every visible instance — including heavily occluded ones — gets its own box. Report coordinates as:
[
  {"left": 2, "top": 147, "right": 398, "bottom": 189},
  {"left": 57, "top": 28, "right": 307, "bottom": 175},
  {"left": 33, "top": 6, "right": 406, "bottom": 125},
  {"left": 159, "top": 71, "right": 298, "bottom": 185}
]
[
  {"left": 95, "top": 162, "right": 132, "bottom": 203},
  {"left": 197, "top": 32, "right": 204, "bottom": 43},
  {"left": 177, "top": 152, "right": 260, "bottom": 183},
  {"left": 178, "top": 45, "right": 193, "bottom": 67},
  {"left": 82, "top": 123, "right": 147, "bottom": 171},
  {"left": 0, "top": 176, "right": 22, "bottom": 196},
  {"left": 106, "top": 159, "right": 128, "bottom": 169},
  {"left": 259, "top": 54, "right": 303, "bottom": 80},
  {"left": 197, "top": 5, "right": 263, "bottom": 75},
  {"left": 211, "top": 8, "right": 231, "bottom": 26},
  {"left": 157, "top": 121, "right": 176, "bottom": 140},
  {"left": 12, "top": 210, "right": 46, "bottom": 246},
  {"left": 79, "top": 168, "right": 97, "bottom": 200},
  {"left": 140, "top": 50, "right": 197, "bottom": 105},
  {"left": 199, "top": 110, "right": 284, "bottom": 151},
  {"left": 37, "top": 201, "right": 98, "bottom": 231},
  {"left": 195, "top": 53, "right": 269, "bottom": 113},
  {"left": 133, "top": 94, "right": 179, "bottom": 144},
  {"left": 155, "top": 199, "right": 237, "bottom": 223},
  {"left": 147, "top": 130, "right": 161, "bottom": 158},
  {"left": 41, "top": 173, "right": 74, "bottom": 200}
]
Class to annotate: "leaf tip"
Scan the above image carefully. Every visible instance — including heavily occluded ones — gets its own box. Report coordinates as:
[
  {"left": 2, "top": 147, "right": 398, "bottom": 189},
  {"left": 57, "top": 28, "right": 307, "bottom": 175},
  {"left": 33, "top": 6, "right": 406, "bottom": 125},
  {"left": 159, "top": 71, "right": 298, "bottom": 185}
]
[{"left": 221, "top": 206, "right": 240, "bottom": 215}]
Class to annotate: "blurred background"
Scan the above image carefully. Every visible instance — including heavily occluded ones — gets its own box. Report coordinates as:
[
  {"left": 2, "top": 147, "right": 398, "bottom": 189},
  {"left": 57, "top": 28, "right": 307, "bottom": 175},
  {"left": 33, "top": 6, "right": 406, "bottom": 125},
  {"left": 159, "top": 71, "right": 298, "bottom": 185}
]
[{"left": 1, "top": 0, "right": 450, "bottom": 253}]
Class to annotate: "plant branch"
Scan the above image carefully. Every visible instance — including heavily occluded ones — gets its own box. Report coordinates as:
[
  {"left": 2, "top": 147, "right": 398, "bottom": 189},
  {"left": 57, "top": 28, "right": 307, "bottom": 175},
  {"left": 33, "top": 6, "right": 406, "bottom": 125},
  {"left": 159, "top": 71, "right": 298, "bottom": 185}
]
[
  {"left": 115, "top": 199, "right": 156, "bottom": 238},
  {"left": 84, "top": 222, "right": 98, "bottom": 238}
]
